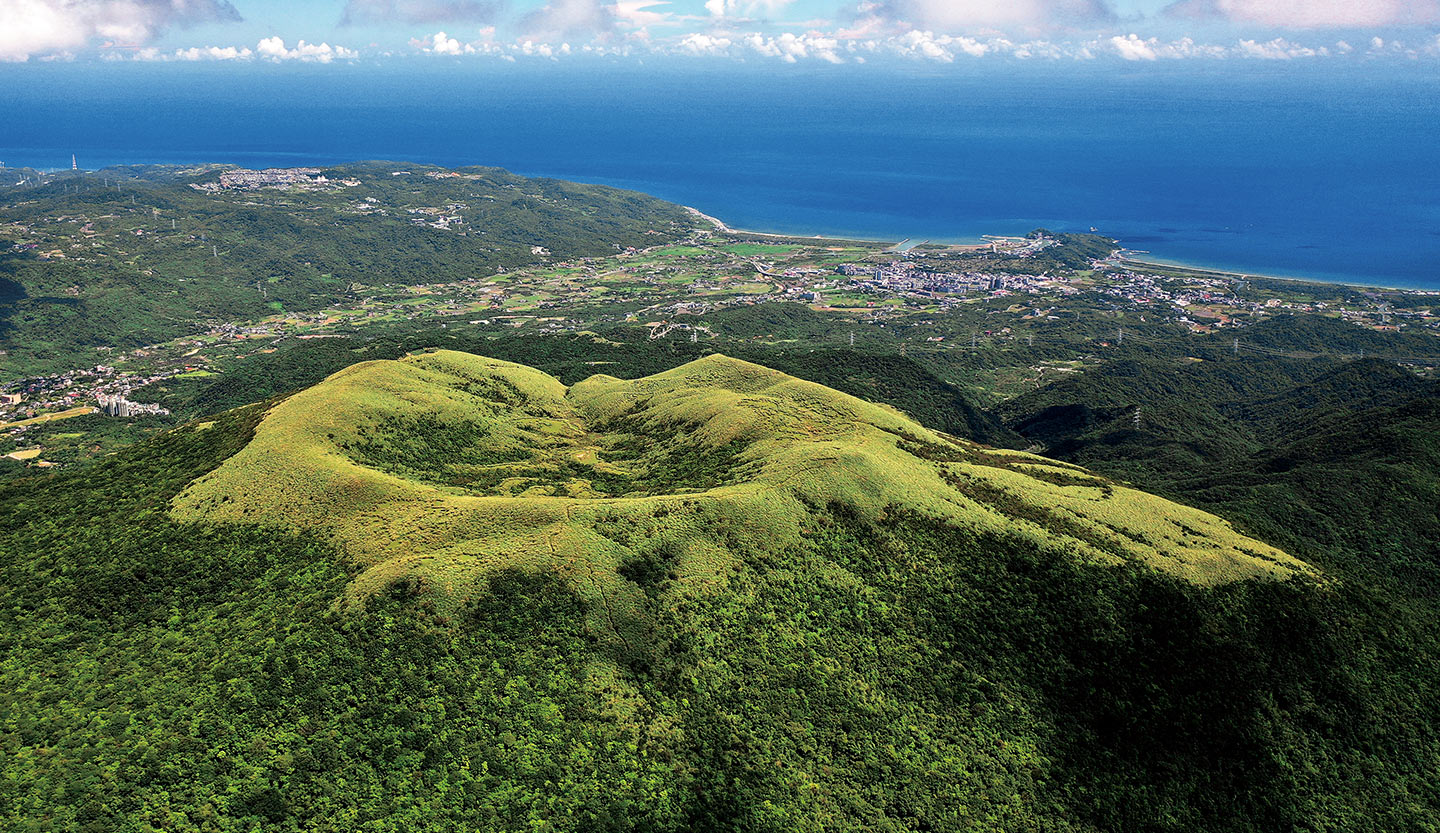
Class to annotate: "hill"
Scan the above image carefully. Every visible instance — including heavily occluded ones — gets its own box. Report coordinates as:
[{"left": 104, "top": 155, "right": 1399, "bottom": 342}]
[
  {"left": 5, "top": 354, "right": 1440, "bottom": 831},
  {"left": 0, "top": 162, "right": 695, "bottom": 376},
  {"left": 174, "top": 351, "right": 1304, "bottom": 603},
  {"left": 998, "top": 355, "right": 1440, "bottom": 585}
]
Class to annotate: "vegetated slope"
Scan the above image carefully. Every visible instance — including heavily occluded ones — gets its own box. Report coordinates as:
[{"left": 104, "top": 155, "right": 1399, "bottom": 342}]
[
  {"left": 997, "top": 354, "right": 1440, "bottom": 585},
  {"left": 5, "top": 354, "right": 1440, "bottom": 831},
  {"left": 0, "top": 162, "right": 694, "bottom": 374},
  {"left": 173, "top": 350, "right": 1303, "bottom": 607},
  {"left": 151, "top": 324, "right": 1021, "bottom": 450}
]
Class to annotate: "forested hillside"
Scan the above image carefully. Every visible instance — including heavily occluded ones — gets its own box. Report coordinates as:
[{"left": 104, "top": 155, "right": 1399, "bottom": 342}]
[
  {"left": 0, "top": 162, "right": 694, "bottom": 373},
  {"left": 998, "top": 354, "right": 1440, "bottom": 589},
  {"left": 4, "top": 353, "right": 1439, "bottom": 831}
]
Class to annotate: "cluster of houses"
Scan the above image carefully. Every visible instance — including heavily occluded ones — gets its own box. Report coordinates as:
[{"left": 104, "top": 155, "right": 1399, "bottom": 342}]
[
  {"left": 96, "top": 394, "right": 169, "bottom": 418},
  {"left": 837, "top": 261, "right": 1038, "bottom": 296},
  {"left": 0, "top": 363, "right": 183, "bottom": 425},
  {"left": 190, "top": 167, "right": 360, "bottom": 192}
]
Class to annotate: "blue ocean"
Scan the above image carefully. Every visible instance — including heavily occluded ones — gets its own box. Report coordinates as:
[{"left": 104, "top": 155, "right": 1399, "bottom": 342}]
[{"left": 2, "top": 61, "right": 1437, "bottom": 288}]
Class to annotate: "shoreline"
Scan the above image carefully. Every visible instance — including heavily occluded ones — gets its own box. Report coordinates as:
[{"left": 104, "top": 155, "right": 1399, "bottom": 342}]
[
  {"left": 694, "top": 209, "right": 1431, "bottom": 295},
  {"left": 1114, "top": 254, "right": 1434, "bottom": 294},
  {"left": 685, "top": 207, "right": 900, "bottom": 248}
]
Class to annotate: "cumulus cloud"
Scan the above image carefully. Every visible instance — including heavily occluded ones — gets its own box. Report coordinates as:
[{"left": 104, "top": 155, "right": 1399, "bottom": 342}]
[
  {"left": 1108, "top": 33, "right": 1228, "bottom": 59},
  {"left": 0, "top": 0, "right": 241, "bottom": 62},
  {"left": 853, "top": 0, "right": 1114, "bottom": 34},
  {"left": 886, "top": 30, "right": 992, "bottom": 60},
  {"left": 1164, "top": 0, "right": 1440, "bottom": 28},
  {"left": 341, "top": 0, "right": 503, "bottom": 25},
  {"left": 1110, "top": 32, "right": 1157, "bottom": 59},
  {"left": 742, "top": 31, "right": 844, "bottom": 62},
  {"left": 121, "top": 37, "right": 364, "bottom": 62},
  {"left": 173, "top": 44, "right": 251, "bottom": 60},
  {"left": 675, "top": 32, "right": 733, "bottom": 54},
  {"left": 256, "top": 36, "right": 358, "bottom": 62},
  {"left": 1236, "top": 36, "right": 1322, "bottom": 57},
  {"left": 411, "top": 30, "right": 470, "bottom": 53}
]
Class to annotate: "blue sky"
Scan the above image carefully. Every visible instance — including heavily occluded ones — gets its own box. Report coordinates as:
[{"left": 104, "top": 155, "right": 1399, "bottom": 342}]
[{"left": 2, "top": 0, "right": 1438, "bottom": 63}]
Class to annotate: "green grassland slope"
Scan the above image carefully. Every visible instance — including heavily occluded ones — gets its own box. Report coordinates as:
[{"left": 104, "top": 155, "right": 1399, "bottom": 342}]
[{"left": 174, "top": 350, "right": 1306, "bottom": 614}]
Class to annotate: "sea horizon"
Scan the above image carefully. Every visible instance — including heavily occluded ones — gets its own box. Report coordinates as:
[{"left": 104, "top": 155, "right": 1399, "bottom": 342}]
[{"left": 5, "top": 61, "right": 1436, "bottom": 290}]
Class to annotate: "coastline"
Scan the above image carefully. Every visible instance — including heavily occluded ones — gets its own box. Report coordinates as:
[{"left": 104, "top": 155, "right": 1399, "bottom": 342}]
[
  {"left": 693, "top": 208, "right": 1433, "bottom": 295},
  {"left": 685, "top": 207, "right": 901, "bottom": 248},
  {"left": 1115, "top": 253, "right": 1435, "bottom": 294}
]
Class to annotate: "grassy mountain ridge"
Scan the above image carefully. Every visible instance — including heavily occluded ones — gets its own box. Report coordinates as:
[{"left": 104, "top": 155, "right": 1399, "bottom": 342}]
[
  {"left": 138, "top": 326, "right": 1022, "bottom": 447},
  {"left": 173, "top": 350, "right": 1305, "bottom": 611}
]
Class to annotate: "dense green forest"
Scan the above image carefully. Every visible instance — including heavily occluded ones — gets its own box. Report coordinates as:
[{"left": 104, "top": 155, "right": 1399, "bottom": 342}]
[
  {"left": 3, "top": 356, "right": 1440, "bottom": 831},
  {"left": 995, "top": 354, "right": 1440, "bottom": 584}
]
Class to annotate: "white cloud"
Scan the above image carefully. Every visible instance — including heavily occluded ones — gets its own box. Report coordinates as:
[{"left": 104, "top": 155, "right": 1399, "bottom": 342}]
[
  {"left": 704, "top": 0, "right": 794, "bottom": 18},
  {"left": 741, "top": 31, "right": 844, "bottom": 62},
  {"left": 1106, "top": 33, "right": 1226, "bottom": 59},
  {"left": 173, "top": 44, "right": 252, "bottom": 60},
  {"left": 1164, "top": 0, "right": 1440, "bottom": 28},
  {"left": 341, "top": 0, "right": 501, "bottom": 25},
  {"left": 853, "top": 0, "right": 1114, "bottom": 34},
  {"left": 411, "top": 30, "right": 471, "bottom": 53},
  {"left": 521, "top": 0, "right": 614, "bottom": 38},
  {"left": 256, "top": 37, "right": 359, "bottom": 62},
  {"left": 1236, "top": 36, "right": 1320, "bottom": 58},
  {"left": 1111, "top": 33, "right": 1157, "bottom": 60},
  {"left": 0, "top": 0, "right": 240, "bottom": 62},
  {"left": 675, "top": 32, "right": 733, "bottom": 55},
  {"left": 885, "top": 30, "right": 992, "bottom": 61},
  {"left": 612, "top": 1, "right": 676, "bottom": 30}
]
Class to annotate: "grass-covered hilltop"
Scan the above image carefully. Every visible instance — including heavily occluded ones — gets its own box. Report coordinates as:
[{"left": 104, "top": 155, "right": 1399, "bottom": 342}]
[
  {"left": 6, "top": 348, "right": 1440, "bottom": 832},
  {"left": 177, "top": 350, "right": 1304, "bottom": 604}
]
